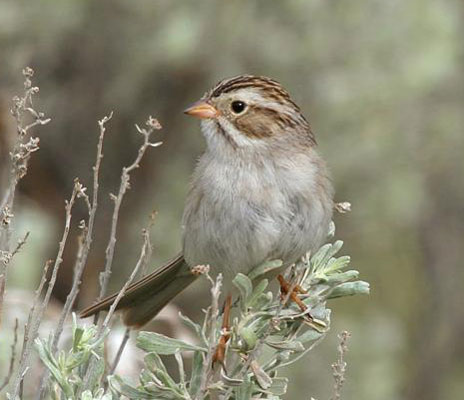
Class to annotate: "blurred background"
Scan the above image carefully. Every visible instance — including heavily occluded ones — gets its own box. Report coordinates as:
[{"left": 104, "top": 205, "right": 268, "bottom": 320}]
[{"left": 1, "top": 0, "right": 463, "bottom": 399}]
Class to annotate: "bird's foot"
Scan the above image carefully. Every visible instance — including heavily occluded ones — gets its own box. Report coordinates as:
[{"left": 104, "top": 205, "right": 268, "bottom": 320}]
[
  {"left": 212, "top": 294, "right": 232, "bottom": 366},
  {"left": 277, "top": 274, "right": 313, "bottom": 320}
]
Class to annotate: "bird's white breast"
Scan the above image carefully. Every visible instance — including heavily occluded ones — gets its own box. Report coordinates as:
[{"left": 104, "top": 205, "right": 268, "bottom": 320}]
[{"left": 181, "top": 134, "right": 333, "bottom": 287}]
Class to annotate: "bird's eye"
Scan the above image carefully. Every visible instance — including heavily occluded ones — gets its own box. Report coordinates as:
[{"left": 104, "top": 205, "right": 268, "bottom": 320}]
[{"left": 231, "top": 101, "right": 246, "bottom": 114}]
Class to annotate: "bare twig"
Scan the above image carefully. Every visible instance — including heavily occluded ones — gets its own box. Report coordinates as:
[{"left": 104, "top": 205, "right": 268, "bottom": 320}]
[
  {"left": 20, "top": 261, "right": 51, "bottom": 363},
  {"left": 108, "top": 327, "right": 131, "bottom": 376},
  {"left": 35, "top": 115, "right": 112, "bottom": 400},
  {"left": 1, "top": 67, "right": 50, "bottom": 221},
  {"left": 101, "top": 229, "right": 151, "bottom": 331},
  {"left": 81, "top": 227, "right": 152, "bottom": 393},
  {"left": 97, "top": 117, "right": 162, "bottom": 304},
  {"left": 0, "top": 232, "right": 29, "bottom": 329},
  {"left": 0, "top": 67, "right": 50, "bottom": 328},
  {"left": 18, "top": 259, "right": 51, "bottom": 399},
  {"left": 139, "top": 211, "right": 156, "bottom": 278},
  {"left": 331, "top": 331, "right": 351, "bottom": 400},
  {"left": 0, "top": 318, "right": 19, "bottom": 392},
  {"left": 9, "top": 183, "right": 78, "bottom": 399},
  {"left": 196, "top": 271, "right": 222, "bottom": 400},
  {"left": 51, "top": 113, "right": 112, "bottom": 352},
  {"left": 0, "top": 231, "right": 30, "bottom": 267}
]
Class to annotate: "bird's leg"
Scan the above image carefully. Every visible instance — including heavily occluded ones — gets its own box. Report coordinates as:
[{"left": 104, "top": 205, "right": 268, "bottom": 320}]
[
  {"left": 277, "top": 274, "right": 312, "bottom": 318},
  {"left": 213, "top": 294, "right": 232, "bottom": 366}
]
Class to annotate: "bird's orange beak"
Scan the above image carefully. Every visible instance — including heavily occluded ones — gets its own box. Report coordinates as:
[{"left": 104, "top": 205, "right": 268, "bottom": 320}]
[{"left": 184, "top": 100, "right": 219, "bottom": 119}]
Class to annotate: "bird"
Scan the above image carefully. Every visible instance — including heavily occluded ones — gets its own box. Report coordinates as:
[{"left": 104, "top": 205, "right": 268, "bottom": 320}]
[{"left": 80, "top": 74, "right": 334, "bottom": 331}]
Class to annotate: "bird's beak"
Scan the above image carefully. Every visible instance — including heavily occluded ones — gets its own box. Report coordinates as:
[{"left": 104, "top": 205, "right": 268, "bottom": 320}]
[{"left": 184, "top": 100, "right": 219, "bottom": 119}]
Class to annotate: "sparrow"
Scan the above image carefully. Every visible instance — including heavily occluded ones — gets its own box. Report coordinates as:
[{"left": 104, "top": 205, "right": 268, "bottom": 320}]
[{"left": 80, "top": 75, "right": 334, "bottom": 328}]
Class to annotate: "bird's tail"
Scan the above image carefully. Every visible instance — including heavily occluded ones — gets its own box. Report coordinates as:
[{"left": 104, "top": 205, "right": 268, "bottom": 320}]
[{"left": 79, "top": 254, "right": 196, "bottom": 327}]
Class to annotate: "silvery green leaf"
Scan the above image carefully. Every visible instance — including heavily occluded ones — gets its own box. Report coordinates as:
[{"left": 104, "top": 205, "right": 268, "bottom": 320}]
[
  {"left": 266, "top": 377, "right": 288, "bottom": 396},
  {"left": 188, "top": 351, "right": 203, "bottom": 396},
  {"left": 220, "top": 369, "right": 244, "bottom": 386},
  {"left": 235, "top": 378, "right": 253, "bottom": 400},
  {"left": 72, "top": 314, "right": 84, "bottom": 353},
  {"left": 233, "top": 273, "right": 253, "bottom": 303},
  {"left": 318, "top": 241, "right": 343, "bottom": 271},
  {"left": 248, "top": 259, "right": 283, "bottom": 280},
  {"left": 266, "top": 340, "right": 305, "bottom": 352},
  {"left": 328, "top": 256, "right": 351, "bottom": 270},
  {"left": 325, "top": 240, "right": 344, "bottom": 260},
  {"left": 246, "top": 279, "right": 268, "bottom": 308},
  {"left": 152, "top": 369, "right": 183, "bottom": 397},
  {"left": 311, "top": 241, "right": 344, "bottom": 273},
  {"left": 324, "top": 269, "right": 359, "bottom": 284},
  {"left": 81, "top": 390, "right": 93, "bottom": 400},
  {"left": 306, "top": 318, "right": 329, "bottom": 332},
  {"left": 309, "top": 245, "right": 330, "bottom": 274},
  {"left": 139, "top": 369, "right": 155, "bottom": 387},
  {"left": 278, "top": 308, "right": 301, "bottom": 318},
  {"left": 88, "top": 351, "right": 106, "bottom": 392},
  {"left": 137, "top": 331, "right": 206, "bottom": 355},
  {"left": 34, "top": 339, "right": 74, "bottom": 398},
  {"left": 251, "top": 360, "right": 273, "bottom": 389},
  {"left": 239, "top": 326, "right": 258, "bottom": 350},
  {"left": 108, "top": 375, "right": 153, "bottom": 399},
  {"left": 328, "top": 281, "right": 370, "bottom": 299},
  {"left": 297, "top": 329, "right": 324, "bottom": 344},
  {"left": 174, "top": 352, "right": 185, "bottom": 387},
  {"left": 277, "top": 350, "right": 292, "bottom": 362},
  {"left": 145, "top": 352, "right": 168, "bottom": 375},
  {"left": 178, "top": 312, "right": 206, "bottom": 345},
  {"left": 142, "top": 355, "right": 188, "bottom": 398},
  {"left": 324, "top": 255, "right": 351, "bottom": 274},
  {"left": 249, "top": 292, "right": 273, "bottom": 311}
]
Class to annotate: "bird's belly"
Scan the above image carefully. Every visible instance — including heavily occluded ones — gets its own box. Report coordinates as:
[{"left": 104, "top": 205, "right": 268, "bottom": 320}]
[
  {"left": 182, "top": 182, "right": 330, "bottom": 286},
  {"left": 182, "top": 191, "right": 280, "bottom": 282}
]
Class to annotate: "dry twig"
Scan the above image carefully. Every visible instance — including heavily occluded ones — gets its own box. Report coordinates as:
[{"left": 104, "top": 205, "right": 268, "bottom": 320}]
[
  {"left": 9, "top": 182, "right": 79, "bottom": 398},
  {"left": 51, "top": 113, "right": 112, "bottom": 352},
  {"left": 196, "top": 271, "right": 222, "bottom": 400},
  {"left": 0, "top": 67, "right": 50, "bottom": 327},
  {"left": 81, "top": 227, "right": 153, "bottom": 393},
  {"left": 108, "top": 327, "right": 131, "bottom": 376},
  {"left": 331, "top": 330, "right": 351, "bottom": 400},
  {"left": 97, "top": 117, "right": 162, "bottom": 306},
  {"left": 0, "top": 318, "right": 19, "bottom": 392}
]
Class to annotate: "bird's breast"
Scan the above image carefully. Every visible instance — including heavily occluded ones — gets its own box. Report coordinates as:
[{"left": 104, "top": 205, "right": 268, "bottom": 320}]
[{"left": 181, "top": 150, "right": 333, "bottom": 286}]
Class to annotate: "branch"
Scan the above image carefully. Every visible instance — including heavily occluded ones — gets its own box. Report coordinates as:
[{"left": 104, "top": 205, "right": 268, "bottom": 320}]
[
  {"left": 9, "top": 182, "right": 78, "bottom": 399},
  {"left": 196, "top": 270, "right": 222, "bottom": 400},
  {"left": 80, "top": 227, "right": 152, "bottom": 393},
  {"left": 97, "top": 116, "right": 162, "bottom": 307},
  {"left": 0, "top": 318, "right": 19, "bottom": 392},
  {"left": 0, "top": 67, "right": 50, "bottom": 328},
  {"left": 331, "top": 331, "right": 351, "bottom": 400},
  {"left": 108, "top": 327, "right": 131, "bottom": 376},
  {"left": 50, "top": 112, "right": 112, "bottom": 353}
]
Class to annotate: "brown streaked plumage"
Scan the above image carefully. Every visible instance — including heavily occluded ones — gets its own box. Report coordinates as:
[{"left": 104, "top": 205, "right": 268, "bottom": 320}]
[
  {"left": 80, "top": 75, "right": 333, "bottom": 328},
  {"left": 205, "top": 75, "right": 316, "bottom": 145}
]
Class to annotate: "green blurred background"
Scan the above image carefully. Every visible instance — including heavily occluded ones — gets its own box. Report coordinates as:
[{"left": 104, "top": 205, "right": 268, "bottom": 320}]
[{"left": 1, "top": 0, "right": 463, "bottom": 399}]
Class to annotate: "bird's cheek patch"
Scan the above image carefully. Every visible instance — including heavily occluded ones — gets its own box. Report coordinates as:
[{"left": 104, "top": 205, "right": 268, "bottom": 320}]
[{"left": 235, "top": 110, "right": 275, "bottom": 139}]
